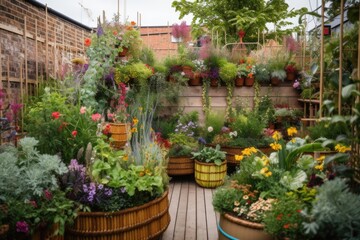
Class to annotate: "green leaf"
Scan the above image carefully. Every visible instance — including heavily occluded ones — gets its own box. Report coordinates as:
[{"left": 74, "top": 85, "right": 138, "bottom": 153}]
[{"left": 342, "top": 84, "right": 356, "bottom": 98}]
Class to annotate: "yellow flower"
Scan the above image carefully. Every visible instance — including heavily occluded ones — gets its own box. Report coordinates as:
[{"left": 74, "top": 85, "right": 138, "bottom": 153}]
[
  {"left": 123, "top": 155, "right": 128, "bottom": 161},
  {"left": 270, "top": 143, "right": 282, "bottom": 151},
  {"left": 132, "top": 117, "right": 139, "bottom": 125},
  {"left": 316, "top": 156, "right": 325, "bottom": 163},
  {"left": 265, "top": 171, "right": 272, "bottom": 177},
  {"left": 291, "top": 138, "right": 296, "bottom": 143},
  {"left": 287, "top": 127, "right": 298, "bottom": 137},
  {"left": 315, "top": 163, "right": 324, "bottom": 171},
  {"left": 261, "top": 156, "right": 270, "bottom": 166},
  {"left": 242, "top": 147, "right": 257, "bottom": 156},
  {"left": 272, "top": 131, "right": 282, "bottom": 141},
  {"left": 145, "top": 169, "right": 152, "bottom": 176},
  {"left": 139, "top": 171, "right": 145, "bottom": 177},
  {"left": 131, "top": 127, "right": 137, "bottom": 133},
  {"left": 335, "top": 144, "right": 351, "bottom": 153},
  {"left": 260, "top": 167, "right": 272, "bottom": 177},
  {"left": 234, "top": 201, "right": 240, "bottom": 206},
  {"left": 235, "top": 155, "right": 244, "bottom": 162}
]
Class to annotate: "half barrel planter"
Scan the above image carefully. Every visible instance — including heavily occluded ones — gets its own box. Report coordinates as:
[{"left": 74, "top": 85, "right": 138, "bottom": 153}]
[
  {"left": 167, "top": 156, "right": 194, "bottom": 176},
  {"left": 109, "top": 123, "right": 130, "bottom": 149},
  {"left": 194, "top": 160, "right": 227, "bottom": 188},
  {"left": 65, "top": 191, "right": 170, "bottom": 240},
  {"left": 218, "top": 213, "right": 273, "bottom": 240}
]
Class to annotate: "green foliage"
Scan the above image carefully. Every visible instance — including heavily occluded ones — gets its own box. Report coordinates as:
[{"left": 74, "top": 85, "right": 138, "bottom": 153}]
[
  {"left": 168, "top": 133, "right": 199, "bottom": 157},
  {"left": 254, "top": 64, "right": 270, "bottom": 83},
  {"left": 307, "top": 120, "right": 350, "bottom": 142},
  {"left": 204, "top": 111, "right": 226, "bottom": 143},
  {"left": 263, "top": 196, "right": 307, "bottom": 239},
  {"left": 303, "top": 178, "right": 360, "bottom": 239},
  {"left": 230, "top": 112, "right": 265, "bottom": 140},
  {"left": 270, "top": 69, "right": 287, "bottom": 81},
  {"left": 219, "top": 62, "right": 237, "bottom": 84},
  {"left": 212, "top": 184, "right": 246, "bottom": 213},
  {"left": 140, "top": 47, "right": 156, "bottom": 66},
  {"left": 191, "top": 144, "right": 226, "bottom": 166}
]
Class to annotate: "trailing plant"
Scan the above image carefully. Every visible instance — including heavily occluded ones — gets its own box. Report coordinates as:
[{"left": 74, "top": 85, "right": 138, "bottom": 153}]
[{"left": 219, "top": 61, "right": 237, "bottom": 119}]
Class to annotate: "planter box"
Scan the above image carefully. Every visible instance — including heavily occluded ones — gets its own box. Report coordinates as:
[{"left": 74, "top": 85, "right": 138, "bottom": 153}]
[
  {"left": 167, "top": 156, "right": 194, "bottom": 175},
  {"left": 65, "top": 191, "right": 170, "bottom": 240},
  {"left": 218, "top": 213, "right": 273, "bottom": 240},
  {"left": 194, "top": 160, "right": 227, "bottom": 188}
]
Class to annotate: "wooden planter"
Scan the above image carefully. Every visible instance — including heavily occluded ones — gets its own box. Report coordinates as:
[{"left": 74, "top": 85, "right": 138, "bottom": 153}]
[
  {"left": 235, "top": 77, "right": 244, "bottom": 87},
  {"left": 245, "top": 77, "right": 255, "bottom": 86},
  {"left": 218, "top": 213, "right": 273, "bottom": 240},
  {"left": 167, "top": 156, "right": 194, "bottom": 175},
  {"left": 194, "top": 160, "right": 227, "bottom": 188},
  {"left": 109, "top": 123, "right": 129, "bottom": 149},
  {"left": 188, "top": 72, "right": 202, "bottom": 86},
  {"left": 65, "top": 191, "right": 170, "bottom": 240}
]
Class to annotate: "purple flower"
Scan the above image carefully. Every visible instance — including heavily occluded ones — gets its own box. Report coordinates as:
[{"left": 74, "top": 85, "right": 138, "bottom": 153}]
[
  {"left": 83, "top": 184, "right": 88, "bottom": 193},
  {"left": 120, "top": 187, "right": 126, "bottom": 193},
  {"left": 293, "top": 80, "right": 301, "bottom": 89},
  {"left": 208, "top": 67, "right": 219, "bottom": 79},
  {"left": 98, "top": 184, "right": 103, "bottom": 190},
  {"left": 69, "top": 159, "right": 86, "bottom": 178},
  {"left": 104, "top": 188, "right": 113, "bottom": 196},
  {"left": 198, "top": 137, "right": 206, "bottom": 145},
  {"left": 221, "top": 126, "right": 230, "bottom": 133},
  {"left": 97, "top": 24, "right": 104, "bottom": 37},
  {"left": 16, "top": 221, "right": 29, "bottom": 234}
]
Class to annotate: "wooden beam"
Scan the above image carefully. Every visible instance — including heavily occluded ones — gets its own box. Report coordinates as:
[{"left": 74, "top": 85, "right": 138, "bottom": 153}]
[{"left": 338, "top": 0, "right": 345, "bottom": 114}]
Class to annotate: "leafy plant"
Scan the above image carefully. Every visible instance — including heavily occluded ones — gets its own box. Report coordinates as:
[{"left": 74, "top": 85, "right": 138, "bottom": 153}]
[
  {"left": 168, "top": 133, "right": 199, "bottom": 157},
  {"left": 191, "top": 144, "right": 226, "bottom": 166},
  {"left": 270, "top": 69, "right": 287, "bottom": 81}
]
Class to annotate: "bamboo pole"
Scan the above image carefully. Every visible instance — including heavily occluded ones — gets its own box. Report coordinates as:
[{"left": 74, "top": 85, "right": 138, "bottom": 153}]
[
  {"left": 319, "top": 0, "right": 325, "bottom": 118},
  {"left": 302, "top": 19, "right": 307, "bottom": 70},
  {"left": 35, "top": 20, "right": 38, "bottom": 96},
  {"left": 338, "top": 0, "right": 345, "bottom": 114},
  {"left": 117, "top": 0, "right": 120, "bottom": 21},
  {"left": 45, "top": 4, "right": 49, "bottom": 82},
  {"left": 23, "top": 16, "right": 28, "bottom": 97},
  {"left": 167, "top": 21, "right": 170, "bottom": 57}
]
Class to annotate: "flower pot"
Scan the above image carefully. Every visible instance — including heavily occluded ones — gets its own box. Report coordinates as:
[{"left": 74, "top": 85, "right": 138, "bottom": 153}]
[
  {"left": 109, "top": 123, "right": 129, "bottom": 149},
  {"left": 118, "top": 47, "right": 128, "bottom": 57},
  {"left": 218, "top": 213, "right": 273, "bottom": 240},
  {"left": 167, "top": 156, "right": 194, "bottom": 175},
  {"left": 0, "top": 224, "right": 9, "bottom": 238},
  {"left": 286, "top": 72, "right": 296, "bottom": 81},
  {"left": 65, "top": 191, "right": 170, "bottom": 240},
  {"left": 182, "top": 66, "right": 194, "bottom": 79},
  {"left": 194, "top": 160, "right": 227, "bottom": 188},
  {"left": 271, "top": 77, "right": 281, "bottom": 86},
  {"left": 210, "top": 79, "right": 219, "bottom": 87},
  {"left": 245, "top": 77, "right": 255, "bottom": 87},
  {"left": 188, "top": 72, "right": 202, "bottom": 86},
  {"left": 235, "top": 77, "right": 245, "bottom": 87}
]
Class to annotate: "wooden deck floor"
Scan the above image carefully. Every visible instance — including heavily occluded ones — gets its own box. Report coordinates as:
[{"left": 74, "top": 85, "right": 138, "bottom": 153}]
[{"left": 162, "top": 175, "right": 219, "bottom": 240}]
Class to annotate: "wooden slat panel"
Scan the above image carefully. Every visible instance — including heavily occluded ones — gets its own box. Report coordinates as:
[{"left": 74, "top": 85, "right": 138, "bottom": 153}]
[
  {"left": 185, "top": 182, "right": 197, "bottom": 240},
  {"left": 196, "top": 185, "right": 207, "bottom": 240},
  {"left": 173, "top": 181, "right": 189, "bottom": 240},
  {"left": 204, "top": 188, "right": 218, "bottom": 240}
]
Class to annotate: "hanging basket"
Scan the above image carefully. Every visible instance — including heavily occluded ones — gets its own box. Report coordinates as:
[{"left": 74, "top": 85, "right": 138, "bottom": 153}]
[
  {"left": 109, "top": 123, "right": 129, "bottom": 149},
  {"left": 218, "top": 213, "right": 273, "bottom": 240},
  {"left": 194, "top": 160, "right": 227, "bottom": 188},
  {"left": 167, "top": 156, "right": 194, "bottom": 175},
  {"left": 65, "top": 191, "right": 170, "bottom": 240}
]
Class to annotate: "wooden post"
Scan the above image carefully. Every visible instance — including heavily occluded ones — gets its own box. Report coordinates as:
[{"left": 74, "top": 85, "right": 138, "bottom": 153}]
[
  {"left": 167, "top": 21, "right": 170, "bottom": 57},
  {"left": 45, "top": 4, "right": 49, "bottom": 82},
  {"left": 319, "top": 0, "right": 325, "bottom": 118},
  {"left": 23, "top": 16, "right": 28, "bottom": 97},
  {"left": 20, "top": 64, "right": 24, "bottom": 137},
  {"left": 338, "top": 0, "right": 345, "bottom": 114},
  {"left": 117, "top": 0, "right": 120, "bottom": 21},
  {"left": 35, "top": 20, "right": 38, "bottom": 96}
]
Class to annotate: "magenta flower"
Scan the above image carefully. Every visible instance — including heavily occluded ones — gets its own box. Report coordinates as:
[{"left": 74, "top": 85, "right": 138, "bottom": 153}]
[
  {"left": 52, "top": 112, "right": 61, "bottom": 119},
  {"left": 72, "top": 130, "right": 78, "bottom": 137},
  {"left": 91, "top": 113, "right": 102, "bottom": 122},
  {"left": 10, "top": 102, "right": 23, "bottom": 116},
  {"left": 16, "top": 221, "right": 29, "bottom": 233},
  {"left": 44, "top": 189, "right": 52, "bottom": 200}
]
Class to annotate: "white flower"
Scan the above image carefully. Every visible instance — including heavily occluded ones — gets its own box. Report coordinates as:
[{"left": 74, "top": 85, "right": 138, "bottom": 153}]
[
  {"left": 207, "top": 126, "right": 213, "bottom": 132},
  {"left": 181, "top": 71, "right": 185, "bottom": 76},
  {"left": 229, "top": 131, "right": 238, "bottom": 138}
]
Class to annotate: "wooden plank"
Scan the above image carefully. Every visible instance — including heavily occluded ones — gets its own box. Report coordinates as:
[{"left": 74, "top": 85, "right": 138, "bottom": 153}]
[
  {"left": 205, "top": 188, "right": 218, "bottom": 240},
  {"left": 196, "top": 185, "right": 207, "bottom": 240},
  {"left": 173, "top": 181, "right": 189, "bottom": 240},
  {"left": 185, "top": 181, "right": 197, "bottom": 240},
  {"left": 162, "top": 181, "right": 181, "bottom": 240}
]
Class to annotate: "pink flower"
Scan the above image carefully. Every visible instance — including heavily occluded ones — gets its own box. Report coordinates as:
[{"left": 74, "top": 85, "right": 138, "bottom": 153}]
[
  {"left": 29, "top": 200, "right": 37, "bottom": 208},
  {"left": 52, "top": 112, "right": 61, "bottom": 119},
  {"left": 16, "top": 221, "right": 29, "bottom": 233},
  {"left": 91, "top": 113, "right": 102, "bottom": 122},
  {"left": 44, "top": 189, "right": 52, "bottom": 200},
  {"left": 80, "top": 106, "right": 87, "bottom": 114},
  {"left": 72, "top": 130, "right": 78, "bottom": 137}
]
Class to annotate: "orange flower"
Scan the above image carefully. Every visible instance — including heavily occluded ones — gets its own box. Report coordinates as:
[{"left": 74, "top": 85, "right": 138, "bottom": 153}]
[
  {"left": 130, "top": 21, "right": 136, "bottom": 26},
  {"left": 126, "top": 26, "right": 133, "bottom": 31},
  {"left": 247, "top": 72, "right": 253, "bottom": 78},
  {"left": 84, "top": 38, "right": 91, "bottom": 47},
  {"left": 113, "top": 30, "right": 118, "bottom": 35},
  {"left": 283, "top": 223, "right": 290, "bottom": 229}
]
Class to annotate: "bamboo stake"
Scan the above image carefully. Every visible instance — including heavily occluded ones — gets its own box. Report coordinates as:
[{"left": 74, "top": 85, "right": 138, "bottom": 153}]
[
  {"left": 45, "top": 4, "right": 49, "bottom": 82},
  {"left": 35, "top": 20, "right": 38, "bottom": 96},
  {"left": 24, "top": 16, "right": 28, "bottom": 97},
  {"left": 338, "top": 0, "right": 345, "bottom": 114},
  {"left": 167, "top": 21, "right": 170, "bottom": 57},
  {"left": 319, "top": 0, "right": 325, "bottom": 118},
  {"left": 302, "top": 19, "right": 307, "bottom": 70}
]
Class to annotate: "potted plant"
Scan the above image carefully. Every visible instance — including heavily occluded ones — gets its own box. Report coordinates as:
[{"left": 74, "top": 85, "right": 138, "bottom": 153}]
[
  {"left": 191, "top": 144, "right": 227, "bottom": 188},
  {"left": 254, "top": 63, "right": 271, "bottom": 85},
  {"left": 191, "top": 59, "right": 206, "bottom": 86},
  {"left": 284, "top": 62, "right": 299, "bottom": 81},
  {"left": 236, "top": 63, "right": 248, "bottom": 87},
  {"left": 219, "top": 61, "right": 238, "bottom": 118}
]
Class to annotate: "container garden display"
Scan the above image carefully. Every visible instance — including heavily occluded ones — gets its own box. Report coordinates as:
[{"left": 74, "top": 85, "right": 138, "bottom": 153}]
[{"left": 191, "top": 145, "right": 227, "bottom": 188}]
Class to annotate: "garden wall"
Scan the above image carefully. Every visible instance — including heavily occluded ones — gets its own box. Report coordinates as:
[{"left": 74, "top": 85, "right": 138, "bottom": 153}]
[
  {"left": 163, "top": 83, "right": 302, "bottom": 122},
  {"left": 0, "top": 0, "right": 91, "bottom": 104}
]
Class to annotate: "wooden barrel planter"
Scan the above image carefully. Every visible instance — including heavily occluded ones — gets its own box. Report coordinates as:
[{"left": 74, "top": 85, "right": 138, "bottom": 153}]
[
  {"left": 194, "top": 160, "right": 227, "bottom": 188},
  {"left": 65, "top": 191, "right": 170, "bottom": 240},
  {"left": 109, "top": 123, "right": 129, "bottom": 149},
  {"left": 167, "top": 156, "right": 194, "bottom": 175},
  {"left": 218, "top": 213, "right": 273, "bottom": 240}
]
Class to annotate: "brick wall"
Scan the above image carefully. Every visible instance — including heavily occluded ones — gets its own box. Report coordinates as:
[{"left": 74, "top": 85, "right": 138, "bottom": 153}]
[{"left": 0, "top": 0, "right": 91, "bottom": 104}]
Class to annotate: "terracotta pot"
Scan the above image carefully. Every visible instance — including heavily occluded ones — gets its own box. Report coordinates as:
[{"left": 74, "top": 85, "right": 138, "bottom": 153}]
[
  {"left": 286, "top": 72, "right": 296, "bottom": 81},
  {"left": 210, "top": 79, "right": 219, "bottom": 87},
  {"left": 188, "top": 72, "right": 202, "bottom": 86},
  {"left": 218, "top": 213, "right": 273, "bottom": 240},
  {"left": 182, "top": 66, "right": 194, "bottom": 79},
  {"left": 245, "top": 77, "right": 255, "bottom": 86},
  {"left": 271, "top": 77, "right": 281, "bottom": 86},
  {"left": 235, "top": 77, "right": 245, "bottom": 87}
]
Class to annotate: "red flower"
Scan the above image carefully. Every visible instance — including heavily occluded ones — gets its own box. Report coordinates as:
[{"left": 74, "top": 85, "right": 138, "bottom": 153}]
[
  {"left": 72, "top": 130, "right": 78, "bottom": 137},
  {"left": 44, "top": 189, "right": 52, "bottom": 200},
  {"left": 52, "top": 112, "right": 61, "bottom": 119},
  {"left": 283, "top": 223, "right": 290, "bottom": 229},
  {"left": 276, "top": 214, "right": 283, "bottom": 221},
  {"left": 296, "top": 209, "right": 302, "bottom": 213},
  {"left": 130, "top": 21, "right": 136, "bottom": 26},
  {"left": 102, "top": 124, "right": 111, "bottom": 135},
  {"left": 84, "top": 38, "right": 92, "bottom": 47}
]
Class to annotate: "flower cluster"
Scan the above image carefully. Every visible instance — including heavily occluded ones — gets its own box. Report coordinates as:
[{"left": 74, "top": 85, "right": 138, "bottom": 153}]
[
  {"left": 175, "top": 120, "right": 197, "bottom": 137},
  {"left": 334, "top": 143, "right": 351, "bottom": 153},
  {"left": 193, "top": 59, "right": 207, "bottom": 73}
]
